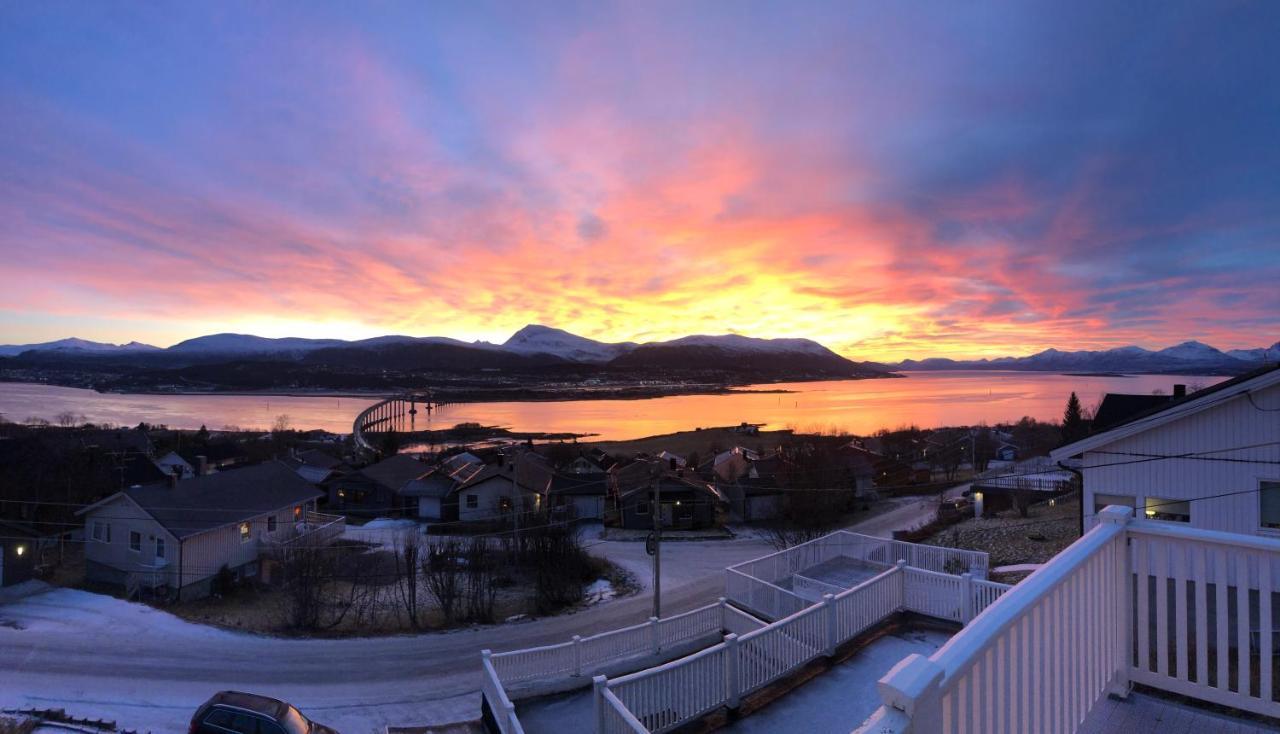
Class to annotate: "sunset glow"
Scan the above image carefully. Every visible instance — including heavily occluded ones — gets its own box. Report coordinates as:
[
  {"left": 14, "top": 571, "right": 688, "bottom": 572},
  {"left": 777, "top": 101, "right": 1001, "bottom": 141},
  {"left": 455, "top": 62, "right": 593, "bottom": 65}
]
[{"left": 2, "top": 2, "right": 1277, "bottom": 359}]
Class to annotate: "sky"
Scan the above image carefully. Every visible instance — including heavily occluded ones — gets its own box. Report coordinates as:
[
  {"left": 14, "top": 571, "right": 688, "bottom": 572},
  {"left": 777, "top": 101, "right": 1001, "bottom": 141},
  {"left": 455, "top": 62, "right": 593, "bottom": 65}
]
[{"left": 1, "top": 1, "right": 1278, "bottom": 360}]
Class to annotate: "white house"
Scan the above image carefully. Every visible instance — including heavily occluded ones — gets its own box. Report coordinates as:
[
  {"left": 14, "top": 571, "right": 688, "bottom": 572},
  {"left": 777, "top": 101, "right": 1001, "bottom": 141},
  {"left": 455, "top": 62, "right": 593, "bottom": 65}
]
[
  {"left": 452, "top": 453, "right": 553, "bottom": 522},
  {"left": 1051, "top": 364, "right": 1280, "bottom": 535},
  {"left": 152, "top": 451, "right": 194, "bottom": 479},
  {"left": 77, "top": 461, "right": 325, "bottom": 599}
]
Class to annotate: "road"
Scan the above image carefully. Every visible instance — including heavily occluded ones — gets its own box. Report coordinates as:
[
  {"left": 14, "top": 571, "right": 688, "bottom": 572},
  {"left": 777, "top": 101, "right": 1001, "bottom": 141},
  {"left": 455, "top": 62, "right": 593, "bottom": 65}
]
[{"left": 0, "top": 496, "right": 949, "bottom": 733}]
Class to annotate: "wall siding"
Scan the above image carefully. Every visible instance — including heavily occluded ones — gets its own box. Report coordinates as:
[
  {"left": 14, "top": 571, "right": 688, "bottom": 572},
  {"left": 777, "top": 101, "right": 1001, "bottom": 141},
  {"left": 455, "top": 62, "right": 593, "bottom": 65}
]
[{"left": 1083, "top": 382, "right": 1280, "bottom": 536}]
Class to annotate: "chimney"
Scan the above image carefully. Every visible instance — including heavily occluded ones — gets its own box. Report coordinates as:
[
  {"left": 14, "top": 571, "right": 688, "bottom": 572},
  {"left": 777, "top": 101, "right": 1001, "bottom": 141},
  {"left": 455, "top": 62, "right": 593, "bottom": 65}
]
[
  {"left": 196, "top": 455, "right": 208, "bottom": 477},
  {"left": 1173, "top": 384, "right": 1187, "bottom": 398},
  {"left": 167, "top": 473, "right": 179, "bottom": 489}
]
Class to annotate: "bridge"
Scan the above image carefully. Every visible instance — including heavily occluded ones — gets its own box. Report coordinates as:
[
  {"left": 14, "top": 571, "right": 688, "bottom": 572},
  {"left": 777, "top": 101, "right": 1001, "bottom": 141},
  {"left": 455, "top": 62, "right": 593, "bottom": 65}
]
[{"left": 352, "top": 392, "right": 439, "bottom": 454}]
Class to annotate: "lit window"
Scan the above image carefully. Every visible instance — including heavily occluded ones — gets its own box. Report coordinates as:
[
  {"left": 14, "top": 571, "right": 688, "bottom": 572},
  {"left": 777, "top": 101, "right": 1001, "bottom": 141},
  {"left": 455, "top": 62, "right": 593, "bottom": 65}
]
[
  {"left": 1144, "top": 496, "right": 1190, "bottom": 523},
  {"left": 1261, "top": 481, "right": 1280, "bottom": 530},
  {"left": 239, "top": 522, "right": 251, "bottom": 542},
  {"left": 129, "top": 531, "right": 141, "bottom": 553},
  {"left": 294, "top": 505, "right": 302, "bottom": 519},
  {"left": 499, "top": 497, "right": 513, "bottom": 512},
  {"left": 15, "top": 545, "right": 25, "bottom": 557}
]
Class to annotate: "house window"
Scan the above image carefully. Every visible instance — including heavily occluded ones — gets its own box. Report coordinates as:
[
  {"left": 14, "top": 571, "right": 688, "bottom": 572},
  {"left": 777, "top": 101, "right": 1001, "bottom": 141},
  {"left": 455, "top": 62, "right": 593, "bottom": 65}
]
[
  {"left": 1144, "top": 496, "right": 1190, "bottom": 523},
  {"left": 499, "top": 497, "right": 513, "bottom": 512},
  {"left": 1094, "top": 494, "right": 1135, "bottom": 516},
  {"left": 294, "top": 505, "right": 302, "bottom": 519},
  {"left": 466, "top": 494, "right": 478, "bottom": 509},
  {"left": 268, "top": 516, "right": 278, "bottom": 533},
  {"left": 129, "top": 531, "right": 141, "bottom": 553},
  {"left": 155, "top": 537, "right": 165, "bottom": 560},
  {"left": 636, "top": 501, "right": 650, "bottom": 516},
  {"left": 92, "top": 522, "right": 109, "bottom": 542},
  {"left": 1261, "top": 481, "right": 1280, "bottom": 530},
  {"left": 239, "top": 522, "right": 251, "bottom": 542}
]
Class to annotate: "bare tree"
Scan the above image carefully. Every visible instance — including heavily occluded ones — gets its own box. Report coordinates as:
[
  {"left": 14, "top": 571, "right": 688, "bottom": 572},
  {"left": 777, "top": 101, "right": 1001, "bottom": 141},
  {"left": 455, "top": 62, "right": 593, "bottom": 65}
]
[
  {"left": 424, "top": 539, "right": 464, "bottom": 624},
  {"left": 391, "top": 529, "right": 423, "bottom": 629},
  {"left": 272, "top": 414, "right": 292, "bottom": 434}
]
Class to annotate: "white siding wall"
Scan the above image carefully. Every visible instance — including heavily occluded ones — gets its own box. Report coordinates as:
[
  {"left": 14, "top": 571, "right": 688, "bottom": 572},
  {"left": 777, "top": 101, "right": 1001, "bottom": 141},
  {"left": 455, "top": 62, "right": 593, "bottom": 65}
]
[
  {"left": 459, "top": 477, "right": 541, "bottom": 522},
  {"left": 417, "top": 497, "right": 442, "bottom": 520},
  {"left": 1083, "top": 381, "right": 1280, "bottom": 535},
  {"left": 83, "top": 497, "right": 179, "bottom": 586},
  {"left": 85, "top": 498, "right": 309, "bottom": 589}
]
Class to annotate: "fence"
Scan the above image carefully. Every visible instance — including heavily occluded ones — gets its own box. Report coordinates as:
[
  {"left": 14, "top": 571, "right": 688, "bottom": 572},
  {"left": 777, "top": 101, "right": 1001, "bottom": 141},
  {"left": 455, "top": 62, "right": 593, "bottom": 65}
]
[
  {"left": 596, "top": 565, "right": 914, "bottom": 733},
  {"left": 490, "top": 600, "right": 729, "bottom": 686},
  {"left": 855, "top": 506, "right": 1280, "bottom": 733},
  {"left": 724, "top": 531, "right": 990, "bottom": 620},
  {"left": 481, "top": 652, "right": 526, "bottom": 734}
]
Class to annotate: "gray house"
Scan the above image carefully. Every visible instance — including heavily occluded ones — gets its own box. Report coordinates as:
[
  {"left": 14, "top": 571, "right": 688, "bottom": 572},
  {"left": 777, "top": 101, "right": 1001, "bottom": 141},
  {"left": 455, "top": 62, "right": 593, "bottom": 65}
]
[{"left": 77, "top": 461, "right": 325, "bottom": 600}]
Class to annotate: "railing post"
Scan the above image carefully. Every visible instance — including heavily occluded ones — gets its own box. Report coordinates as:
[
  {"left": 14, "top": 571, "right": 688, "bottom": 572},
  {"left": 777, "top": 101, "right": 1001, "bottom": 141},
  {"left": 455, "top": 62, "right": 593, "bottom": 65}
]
[
  {"left": 725, "top": 633, "right": 741, "bottom": 709},
  {"left": 504, "top": 699, "right": 517, "bottom": 733},
  {"left": 592, "top": 675, "right": 607, "bottom": 732},
  {"left": 719, "top": 596, "right": 728, "bottom": 632},
  {"left": 649, "top": 615, "right": 660, "bottom": 654},
  {"left": 823, "top": 593, "right": 838, "bottom": 657},
  {"left": 573, "top": 634, "right": 583, "bottom": 676},
  {"left": 960, "top": 572, "right": 975, "bottom": 623},
  {"left": 895, "top": 559, "right": 908, "bottom": 610},
  {"left": 876, "top": 653, "right": 944, "bottom": 733},
  {"left": 1099, "top": 504, "right": 1134, "bottom": 698}
]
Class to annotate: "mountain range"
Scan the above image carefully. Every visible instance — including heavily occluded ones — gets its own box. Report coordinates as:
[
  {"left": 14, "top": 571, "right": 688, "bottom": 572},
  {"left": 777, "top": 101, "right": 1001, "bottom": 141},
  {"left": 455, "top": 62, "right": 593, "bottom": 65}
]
[
  {"left": 0, "top": 325, "right": 885, "bottom": 390},
  {"left": 2, "top": 328, "right": 1276, "bottom": 378},
  {"left": 887, "top": 340, "right": 1280, "bottom": 375}
]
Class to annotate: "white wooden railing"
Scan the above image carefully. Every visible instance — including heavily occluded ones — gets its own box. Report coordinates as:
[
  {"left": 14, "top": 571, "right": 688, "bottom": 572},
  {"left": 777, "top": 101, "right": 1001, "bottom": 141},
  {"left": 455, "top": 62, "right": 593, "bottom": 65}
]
[
  {"left": 857, "top": 505, "right": 1280, "bottom": 733},
  {"left": 481, "top": 651, "right": 526, "bottom": 734},
  {"left": 490, "top": 600, "right": 729, "bottom": 685},
  {"left": 595, "top": 565, "right": 914, "bottom": 733},
  {"left": 725, "top": 531, "right": 990, "bottom": 620}
]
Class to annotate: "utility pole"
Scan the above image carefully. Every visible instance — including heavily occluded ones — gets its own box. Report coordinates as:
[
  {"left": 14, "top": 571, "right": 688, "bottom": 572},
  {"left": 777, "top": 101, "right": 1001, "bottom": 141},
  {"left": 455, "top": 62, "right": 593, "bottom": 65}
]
[
  {"left": 510, "top": 449, "right": 521, "bottom": 547},
  {"left": 650, "top": 469, "right": 662, "bottom": 618}
]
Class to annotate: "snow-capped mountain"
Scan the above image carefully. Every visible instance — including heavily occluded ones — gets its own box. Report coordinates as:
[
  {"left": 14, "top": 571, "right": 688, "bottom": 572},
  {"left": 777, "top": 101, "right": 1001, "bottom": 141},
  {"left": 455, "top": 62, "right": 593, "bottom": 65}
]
[
  {"left": 502, "top": 325, "right": 635, "bottom": 363},
  {"left": 655, "top": 333, "right": 836, "bottom": 356},
  {"left": 167, "top": 333, "right": 351, "bottom": 354},
  {"left": 894, "top": 339, "right": 1280, "bottom": 374},
  {"left": 0, "top": 338, "right": 160, "bottom": 357}
]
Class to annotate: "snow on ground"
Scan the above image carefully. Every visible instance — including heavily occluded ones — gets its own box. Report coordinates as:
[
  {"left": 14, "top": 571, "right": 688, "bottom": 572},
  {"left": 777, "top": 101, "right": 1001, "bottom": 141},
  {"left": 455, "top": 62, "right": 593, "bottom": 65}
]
[
  {"left": 516, "top": 629, "right": 950, "bottom": 734},
  {"left": 583, "top": 579, "right": 615, "bottom": 605},
  {"left": 724, "top": 629, "right": 948, "bottom": 732},
  {"left": 991, "top": 563, "right": 1043, "bottom": 574},
  {"left": 343, "top": 518, "right": 424, "bottom": 550}
]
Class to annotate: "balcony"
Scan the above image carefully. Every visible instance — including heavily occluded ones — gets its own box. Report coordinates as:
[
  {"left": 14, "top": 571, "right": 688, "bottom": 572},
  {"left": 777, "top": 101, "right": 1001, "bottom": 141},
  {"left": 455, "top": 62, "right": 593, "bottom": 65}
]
[
  {"left": 858, "top": 505, "right": 1280, "bottom": 733},
  {"left": 263, "top": 511, "right": 345, "bottom": 549}
]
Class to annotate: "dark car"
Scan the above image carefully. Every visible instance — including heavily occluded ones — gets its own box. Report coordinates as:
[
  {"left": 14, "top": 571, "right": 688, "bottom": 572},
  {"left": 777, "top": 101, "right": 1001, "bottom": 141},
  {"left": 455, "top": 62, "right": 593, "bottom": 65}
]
[{"left": 190, "top": 691, "right": 340, "bottom": 734}]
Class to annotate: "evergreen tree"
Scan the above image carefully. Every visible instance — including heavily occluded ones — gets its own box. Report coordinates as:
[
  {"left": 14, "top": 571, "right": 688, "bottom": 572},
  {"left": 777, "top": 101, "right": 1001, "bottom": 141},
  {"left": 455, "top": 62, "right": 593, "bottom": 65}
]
[{"left": 1062, "top": 392, "right": 1087, "bottom": 444}]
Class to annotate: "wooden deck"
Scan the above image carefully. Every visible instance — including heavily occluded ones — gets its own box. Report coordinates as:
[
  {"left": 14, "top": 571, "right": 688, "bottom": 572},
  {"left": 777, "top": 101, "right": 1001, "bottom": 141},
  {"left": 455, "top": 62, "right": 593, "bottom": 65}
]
[{"left": 1080, "top": 692, "right": 1278, "bottom": 734}]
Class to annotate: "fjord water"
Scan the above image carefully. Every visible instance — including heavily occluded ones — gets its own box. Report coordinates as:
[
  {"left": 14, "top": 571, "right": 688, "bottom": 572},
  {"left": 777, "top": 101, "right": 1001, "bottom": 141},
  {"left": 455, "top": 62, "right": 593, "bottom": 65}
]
[{"left": 0, "top": 371, "right": 1226, "bottom": 440}]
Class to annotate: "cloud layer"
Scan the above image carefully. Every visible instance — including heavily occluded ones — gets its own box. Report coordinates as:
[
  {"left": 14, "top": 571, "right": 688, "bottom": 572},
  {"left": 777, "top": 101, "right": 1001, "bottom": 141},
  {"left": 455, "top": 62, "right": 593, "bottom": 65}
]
[{"left": 1, "top": 1, "right": 1277, "bottom": 359}]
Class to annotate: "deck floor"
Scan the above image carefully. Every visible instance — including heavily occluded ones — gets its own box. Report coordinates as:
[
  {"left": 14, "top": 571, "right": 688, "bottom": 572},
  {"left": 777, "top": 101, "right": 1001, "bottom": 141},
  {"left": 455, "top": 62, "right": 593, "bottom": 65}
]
[
  {"left": 786, "top": 556, "right": 884, "bottom": 591},
  {"left": 1080, "top": 691, "right": 1278, "bottom": 733}
]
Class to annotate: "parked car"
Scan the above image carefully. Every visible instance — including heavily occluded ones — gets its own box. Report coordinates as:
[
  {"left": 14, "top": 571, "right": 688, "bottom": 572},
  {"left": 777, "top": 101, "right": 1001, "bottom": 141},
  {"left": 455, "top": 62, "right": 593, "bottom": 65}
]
[{"left": 190, "top": 691, "right": 339, "bottom": 734}]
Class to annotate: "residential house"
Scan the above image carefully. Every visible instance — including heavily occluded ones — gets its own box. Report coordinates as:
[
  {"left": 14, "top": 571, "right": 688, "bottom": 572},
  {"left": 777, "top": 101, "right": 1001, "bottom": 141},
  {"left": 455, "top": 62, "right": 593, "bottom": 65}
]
[
  {"left": 153, "top": 451, "right": 195, "bottom": 479},
  {"left": 399, "top": 469, "right": 454, "bottom": 521},
  {"left": 285, "top": 448, "right": 345, "bottom": 485},
  {"left": 609, "top": 461, "right": 725, "bottom": 530},
  {"left": 1051, "top": 364, "right": 1280, "bottom": 533},
  {"left": 567, "top": 455, "right": 606, "bottom": 475},
  {"left": 76, "top": 462, "right": 325, "bottom": 599},
  {"left": 655, "top": 451, "right": 686, "bottom": 468},
  {"left": 712, "top": 446, "right": 759, "bottom": 482},
  {"left": 548, "top": 472, "right": 608, "bottom": 521},
  {"left": 451, "top": 452, "right": 554, "bottom": 523},
  {"left": 0, "top": 520, "right": 39, "bottom": 588},
  {"left": 325, "top": 453, "right": 431, "bottom": 517},
  {"left": 1089, "top": 386, "right": 1184, "bottom": 432}
]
